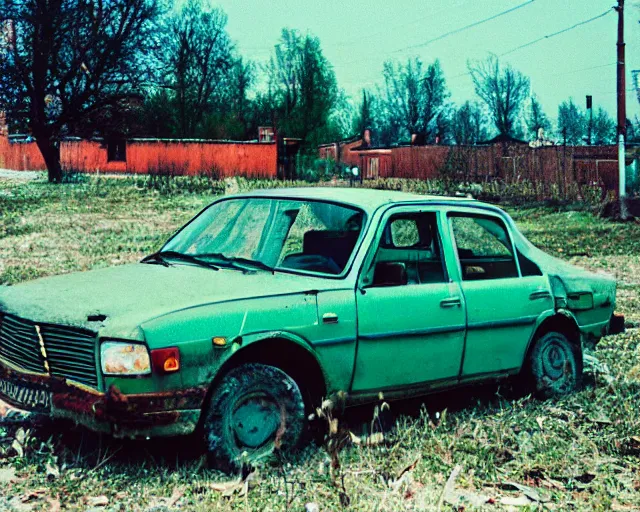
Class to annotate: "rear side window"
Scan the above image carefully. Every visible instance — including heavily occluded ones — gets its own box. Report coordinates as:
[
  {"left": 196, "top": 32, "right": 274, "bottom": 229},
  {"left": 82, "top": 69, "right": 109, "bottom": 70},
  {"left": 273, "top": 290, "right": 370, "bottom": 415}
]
[{"left": 449, "top": 214, "right": 519, "bottom": 281}]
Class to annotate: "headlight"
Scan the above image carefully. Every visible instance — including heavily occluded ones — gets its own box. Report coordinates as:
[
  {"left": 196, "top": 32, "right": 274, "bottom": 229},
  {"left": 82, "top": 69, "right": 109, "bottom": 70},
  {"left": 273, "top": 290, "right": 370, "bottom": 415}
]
[{"left": 100, "top": 341, "right": 151, "bottom": 376}]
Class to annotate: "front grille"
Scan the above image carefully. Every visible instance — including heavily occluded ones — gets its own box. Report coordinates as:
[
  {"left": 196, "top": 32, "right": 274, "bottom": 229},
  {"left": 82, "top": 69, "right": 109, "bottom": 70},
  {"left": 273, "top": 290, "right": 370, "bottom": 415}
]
[{"left": 0, "top": 314, "right": 98, "bottom": 387}]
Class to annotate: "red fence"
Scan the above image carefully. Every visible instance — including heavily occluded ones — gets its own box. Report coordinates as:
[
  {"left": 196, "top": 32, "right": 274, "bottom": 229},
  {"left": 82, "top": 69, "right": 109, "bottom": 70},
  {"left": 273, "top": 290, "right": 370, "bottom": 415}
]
[
  {"left": 0, "top": 135, "right": 46, "bottom": 171},
  {"left": 0, "top": 135, "right": 278, "bottom": 178},
  {"left": 321, "top": 137, "right": 621, "bottom": 193}
]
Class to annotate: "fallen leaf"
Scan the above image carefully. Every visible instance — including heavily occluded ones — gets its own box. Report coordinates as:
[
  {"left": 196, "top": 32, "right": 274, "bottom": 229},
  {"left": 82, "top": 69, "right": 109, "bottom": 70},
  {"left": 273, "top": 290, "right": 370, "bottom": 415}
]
[
  {"left": 395, "top": 453, "right": 421, "bottom": 479},
  {"left": 587, "top": 414, "right": 612, "bottom": 425},
  {"left": 11, "top": 439, "right": 24, "bottom": 458},
  {"left": 0, "top": 467, "right": 16, "bottom": 484},
  {"left": 441, "top": 465, "right": 492, "bottom": 508},
  {"left": 210, "top": 479, "right": 243, "bottom": 494},
  {"left": 501, "top": 495, "right": 533, "bottom": 506},
  {"left": 167, "top": 487, "right": 183, "bottom": 507},
  {"left": 21, "top": 489, "right": 46, "bottom": 503},
  {"left": 86, "top": 496, "right": 109, "bottom": 507},
  {"left": 501, "top": 481, "right": 550, "bottom": 503},
  {"left": 349, "top": 431, "right": 384, "bottom": 447},
  {"left": 536, "top": 416, "right": 546, "bottom": 430}
]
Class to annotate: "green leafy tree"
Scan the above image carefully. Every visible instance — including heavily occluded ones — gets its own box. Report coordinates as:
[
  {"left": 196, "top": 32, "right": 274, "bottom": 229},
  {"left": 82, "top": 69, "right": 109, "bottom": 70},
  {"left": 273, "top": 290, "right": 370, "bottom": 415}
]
[
  {"left": 265, "top": 28, "right": 339, "bottom": 146},
  {"left": 469, "top": 56, "right": 530, "bottom": 137},
  {"left": 0, "top": 0, "right": 162, "bottom": 182},
  {"left": 381, "top": 58, "right": 449, "bottom": 143},
  {"left": 557, "top": 99, "right": 585, "bottom": 145},
  {"left": 590, "top": 107, "right": 615, "bottom": 145},
  {"left": 354, "top": 90, "right": 373, "bottom": 137},
  {"left": 161, "top": 0, "right": 234, "bottom": 138},
  {"left": 526, "top": 95, "right": 551, "bottom": 140}
]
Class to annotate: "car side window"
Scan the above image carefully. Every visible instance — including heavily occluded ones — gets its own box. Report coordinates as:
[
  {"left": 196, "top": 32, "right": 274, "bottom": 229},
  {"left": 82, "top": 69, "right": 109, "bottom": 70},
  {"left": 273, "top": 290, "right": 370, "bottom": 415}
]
[
  {"left": 368, "top": 212, "right": 446, "bottom": 287},
  {"left": 449, "top": 214, "right": 519, "bottom": 281}
]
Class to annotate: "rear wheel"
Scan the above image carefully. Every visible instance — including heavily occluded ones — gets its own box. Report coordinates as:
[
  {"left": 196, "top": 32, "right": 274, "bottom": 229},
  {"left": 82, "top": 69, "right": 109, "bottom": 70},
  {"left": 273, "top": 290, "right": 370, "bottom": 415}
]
[
  {"left": 528, "top": 331, "right": 582, "bottom": 398},
  {"left": 203, "top": 363, "right": 305, "bottom": 472}
]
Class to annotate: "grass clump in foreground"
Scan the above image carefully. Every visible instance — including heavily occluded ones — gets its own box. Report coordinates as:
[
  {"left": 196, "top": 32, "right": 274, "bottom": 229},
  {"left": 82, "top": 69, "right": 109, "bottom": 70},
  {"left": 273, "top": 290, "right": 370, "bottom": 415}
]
[{"left": 0, "top": 176, "right": 639, "bottom": 511}]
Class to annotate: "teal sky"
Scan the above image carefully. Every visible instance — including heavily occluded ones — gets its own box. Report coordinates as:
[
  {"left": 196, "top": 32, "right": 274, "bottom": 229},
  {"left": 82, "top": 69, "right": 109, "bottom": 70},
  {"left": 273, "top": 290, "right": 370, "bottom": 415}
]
[{"left": 216, "top": 0, "right": 640, "bottom": 126}]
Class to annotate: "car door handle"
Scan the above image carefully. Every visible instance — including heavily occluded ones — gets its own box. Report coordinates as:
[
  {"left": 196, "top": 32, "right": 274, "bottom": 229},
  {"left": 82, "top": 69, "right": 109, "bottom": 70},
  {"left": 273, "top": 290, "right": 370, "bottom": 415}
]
[
  {"left": 322, "top": 312, "right": 339, "bottom": 324},
  {"left": 440, "top": 297, "right": 462, "bottom": 308},
  {"left": 529, "top": 290, "right": 552, "bottom": 301}
]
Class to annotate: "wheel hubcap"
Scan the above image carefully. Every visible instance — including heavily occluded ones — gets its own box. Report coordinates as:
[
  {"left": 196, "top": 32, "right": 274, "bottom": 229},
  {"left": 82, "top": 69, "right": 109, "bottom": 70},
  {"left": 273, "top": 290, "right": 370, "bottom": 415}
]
[
  {"left": 541, "top": 339, "right": 571, "bottom": 380},
  {"left": 232, "top": 393, "right": 281, "bottom": 449}
]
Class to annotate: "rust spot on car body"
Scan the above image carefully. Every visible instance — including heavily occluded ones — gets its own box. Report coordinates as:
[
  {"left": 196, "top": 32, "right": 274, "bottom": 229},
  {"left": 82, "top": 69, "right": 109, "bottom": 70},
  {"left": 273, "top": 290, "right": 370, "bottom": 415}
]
[{"left": 0, "top": 362, "right": 207, "bottom": 434}]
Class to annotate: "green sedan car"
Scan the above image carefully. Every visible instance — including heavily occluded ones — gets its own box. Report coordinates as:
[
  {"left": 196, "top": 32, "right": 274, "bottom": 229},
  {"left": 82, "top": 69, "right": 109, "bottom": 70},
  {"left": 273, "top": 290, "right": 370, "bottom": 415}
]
[{"left": 0, "top": 188, "right": 624, "bottom": 469}]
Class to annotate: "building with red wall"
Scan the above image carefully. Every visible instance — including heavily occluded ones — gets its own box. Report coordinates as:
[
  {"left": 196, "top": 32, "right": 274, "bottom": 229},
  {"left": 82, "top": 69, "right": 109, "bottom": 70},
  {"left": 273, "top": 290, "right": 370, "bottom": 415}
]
[{"left": 0, "top": 134, "right": 282, "bottom": 178}]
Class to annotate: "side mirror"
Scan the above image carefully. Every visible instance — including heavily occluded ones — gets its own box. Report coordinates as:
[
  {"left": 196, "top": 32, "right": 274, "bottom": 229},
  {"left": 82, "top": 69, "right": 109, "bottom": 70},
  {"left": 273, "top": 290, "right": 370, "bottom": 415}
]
[{"left": 372, "top": 262, "right": 408, "bottom": 287}]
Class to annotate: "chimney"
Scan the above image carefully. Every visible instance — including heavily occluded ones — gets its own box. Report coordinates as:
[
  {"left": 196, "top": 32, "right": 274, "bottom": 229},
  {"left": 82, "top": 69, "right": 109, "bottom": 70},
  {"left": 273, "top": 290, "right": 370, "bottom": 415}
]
[{"left": 363, "top": 128, "right": 372, "bottom": 147}]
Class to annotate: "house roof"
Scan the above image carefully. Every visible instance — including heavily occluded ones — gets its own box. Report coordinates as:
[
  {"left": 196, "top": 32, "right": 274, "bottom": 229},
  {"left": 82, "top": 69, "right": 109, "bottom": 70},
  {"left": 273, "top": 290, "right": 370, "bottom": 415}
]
[{"left": 478, "top": 133, "right": 528, "bottom": 145}]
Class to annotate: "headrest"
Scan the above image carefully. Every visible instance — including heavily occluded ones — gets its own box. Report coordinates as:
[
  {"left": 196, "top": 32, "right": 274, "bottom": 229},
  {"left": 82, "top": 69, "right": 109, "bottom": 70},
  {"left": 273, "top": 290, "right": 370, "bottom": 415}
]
[{"left": 303, "top": 230, "right": 360, "bottom": 268}]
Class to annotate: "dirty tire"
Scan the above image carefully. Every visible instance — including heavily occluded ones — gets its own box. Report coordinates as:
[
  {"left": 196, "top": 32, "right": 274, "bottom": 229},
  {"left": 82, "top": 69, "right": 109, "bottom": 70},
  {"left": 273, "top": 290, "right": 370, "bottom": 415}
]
[
  {"left": 203, "top": 363, "right": 305, "bottom": 472},
  {"left": 529, "top": 332, "right": 582, "bottom": 399}
]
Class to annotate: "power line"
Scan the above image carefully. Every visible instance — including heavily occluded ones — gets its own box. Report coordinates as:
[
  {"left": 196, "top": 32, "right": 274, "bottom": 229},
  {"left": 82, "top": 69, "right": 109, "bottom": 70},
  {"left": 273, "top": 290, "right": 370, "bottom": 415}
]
[
  {"left": 393, "top": 0, "right": 535, "bottom": 54},
  {"left": 499, "top": 8, "right": 613, "bottom": 57},
  {"left": 550, "top": 62, "right": 616, "bottom": 77},
  {"left": 334, "top": 0, "right": 469, "bottom": 48},
  {"left": 424, "top": 11, "right": 615, "bottom": 84}
]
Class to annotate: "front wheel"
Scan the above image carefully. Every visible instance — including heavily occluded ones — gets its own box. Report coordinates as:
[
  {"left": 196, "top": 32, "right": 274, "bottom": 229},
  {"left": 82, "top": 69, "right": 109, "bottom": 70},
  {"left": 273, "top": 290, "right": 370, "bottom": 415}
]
[
  {"left": 528, "top": 331, "right": 582, "bottom": 398},
  {"left": 203, "top": 363, "right": 305, "bottom": 472}
]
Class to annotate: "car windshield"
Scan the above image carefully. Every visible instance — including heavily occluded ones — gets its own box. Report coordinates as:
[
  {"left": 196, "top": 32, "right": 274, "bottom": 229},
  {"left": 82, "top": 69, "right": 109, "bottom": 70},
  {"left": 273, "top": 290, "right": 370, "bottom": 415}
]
[{"left": 162, "top": 197, "right": 365, "bottom": 276}]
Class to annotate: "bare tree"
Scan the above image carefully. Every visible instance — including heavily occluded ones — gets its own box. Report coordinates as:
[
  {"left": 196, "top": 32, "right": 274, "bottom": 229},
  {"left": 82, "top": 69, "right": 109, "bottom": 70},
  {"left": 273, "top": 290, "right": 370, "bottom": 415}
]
[
  {"left": 0, "top": 0, "right": 162, "bottom": 182},
  {"left": 468, "top": 55, "right": 530, "bottom": 137},
  {"left": 381, "top": 58, "right": 448, "bottom": 143},
  {"left": 451, "top": 101, "right": 488, "bottom": 145}
]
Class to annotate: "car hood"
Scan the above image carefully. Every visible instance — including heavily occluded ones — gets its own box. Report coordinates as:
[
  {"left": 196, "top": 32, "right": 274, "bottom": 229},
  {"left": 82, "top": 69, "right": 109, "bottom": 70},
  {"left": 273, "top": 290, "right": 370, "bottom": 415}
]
[{"left": 0, "top": 263, "right": 330, "bottom": 339}]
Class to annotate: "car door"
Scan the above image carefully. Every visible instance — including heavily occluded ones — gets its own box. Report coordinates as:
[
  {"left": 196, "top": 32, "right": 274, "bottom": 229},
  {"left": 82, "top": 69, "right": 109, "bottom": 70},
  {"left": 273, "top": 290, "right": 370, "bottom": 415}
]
[
  {"left": 445, "top": 210, "right": 554, "bottom": 377},
  {"left": 351, "top": 207, "right": 466, "bottom": 393}
]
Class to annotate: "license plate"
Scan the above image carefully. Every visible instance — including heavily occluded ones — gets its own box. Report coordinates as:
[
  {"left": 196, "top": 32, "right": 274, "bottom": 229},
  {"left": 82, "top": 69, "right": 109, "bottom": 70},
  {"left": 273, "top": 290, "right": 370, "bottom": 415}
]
[{"left": 0, "top": 378, "right": 51, "bottom": 412}]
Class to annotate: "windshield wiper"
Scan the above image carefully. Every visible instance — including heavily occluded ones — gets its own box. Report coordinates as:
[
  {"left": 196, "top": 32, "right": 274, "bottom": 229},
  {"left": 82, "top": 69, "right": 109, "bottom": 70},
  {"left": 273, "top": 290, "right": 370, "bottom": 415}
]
[
  {"left": 141, "top": 251, "right": 219, "bottom": 271},
  {"left": 198, "top": 253, "right": 275, "bottom": 274}
]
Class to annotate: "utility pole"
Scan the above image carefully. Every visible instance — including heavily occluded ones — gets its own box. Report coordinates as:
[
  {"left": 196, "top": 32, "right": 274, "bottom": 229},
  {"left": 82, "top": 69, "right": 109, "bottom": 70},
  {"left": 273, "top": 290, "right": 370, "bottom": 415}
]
[
  {"left": 616, "top": 0, "right": 627, "bottom": 214},
  {"left": 586, "top": 95, "right": 593, "bottom": 145}
]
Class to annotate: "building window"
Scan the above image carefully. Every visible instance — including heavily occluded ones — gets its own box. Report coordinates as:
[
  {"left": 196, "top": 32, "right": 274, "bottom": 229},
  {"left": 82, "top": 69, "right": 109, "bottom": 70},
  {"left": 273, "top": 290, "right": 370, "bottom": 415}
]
[
  {"left": 258, "top": 126, "right": 274, "bottom": 143},
  {"left": 107, "top": 139, "right": 127, "bottom": 162}
]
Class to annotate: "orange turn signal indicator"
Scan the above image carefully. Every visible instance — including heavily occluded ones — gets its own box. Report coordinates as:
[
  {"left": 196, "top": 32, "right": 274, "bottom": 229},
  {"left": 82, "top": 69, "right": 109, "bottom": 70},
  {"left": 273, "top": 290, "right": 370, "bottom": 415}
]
[
  {"left": 150, "top": 347, "right": 180, "bottom": 375},
  {"left": 212, "top": 337, "right": 227, "bottom": 347}
]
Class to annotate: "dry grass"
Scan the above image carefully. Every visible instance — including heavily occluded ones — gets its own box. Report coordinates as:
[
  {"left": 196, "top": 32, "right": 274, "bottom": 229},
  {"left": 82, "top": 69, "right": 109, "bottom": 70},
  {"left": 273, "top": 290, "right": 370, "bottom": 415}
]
[{"left": 0, "top": 176, "right": 639, "bottom": 511}]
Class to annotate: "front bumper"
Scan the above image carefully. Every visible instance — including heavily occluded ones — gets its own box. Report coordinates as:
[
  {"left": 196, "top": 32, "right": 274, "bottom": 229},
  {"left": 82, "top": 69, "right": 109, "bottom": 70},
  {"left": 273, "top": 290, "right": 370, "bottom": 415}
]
[{"left": 0, "top": 361, "right": 207, "bottom": 438}]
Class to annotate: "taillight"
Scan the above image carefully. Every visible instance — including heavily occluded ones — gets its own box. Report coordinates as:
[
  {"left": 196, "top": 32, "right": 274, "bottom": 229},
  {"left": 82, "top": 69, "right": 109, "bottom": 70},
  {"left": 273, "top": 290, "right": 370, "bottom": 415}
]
[{"left": 150, "top": 347, "right": 180, "bottom": 374}]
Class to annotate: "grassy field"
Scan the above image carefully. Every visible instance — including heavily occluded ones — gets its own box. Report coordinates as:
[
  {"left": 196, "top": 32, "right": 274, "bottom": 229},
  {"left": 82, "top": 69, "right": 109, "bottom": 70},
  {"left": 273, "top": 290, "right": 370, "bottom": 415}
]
[{"left": 0, "top": 175, "right": 639, "bottom": 511}]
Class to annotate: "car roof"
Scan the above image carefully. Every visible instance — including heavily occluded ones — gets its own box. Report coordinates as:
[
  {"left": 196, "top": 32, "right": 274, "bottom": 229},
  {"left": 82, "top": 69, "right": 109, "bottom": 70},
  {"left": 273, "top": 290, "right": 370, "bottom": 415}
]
[{"left": 231, "top": 187, "right": 481, "bottom": 213}]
